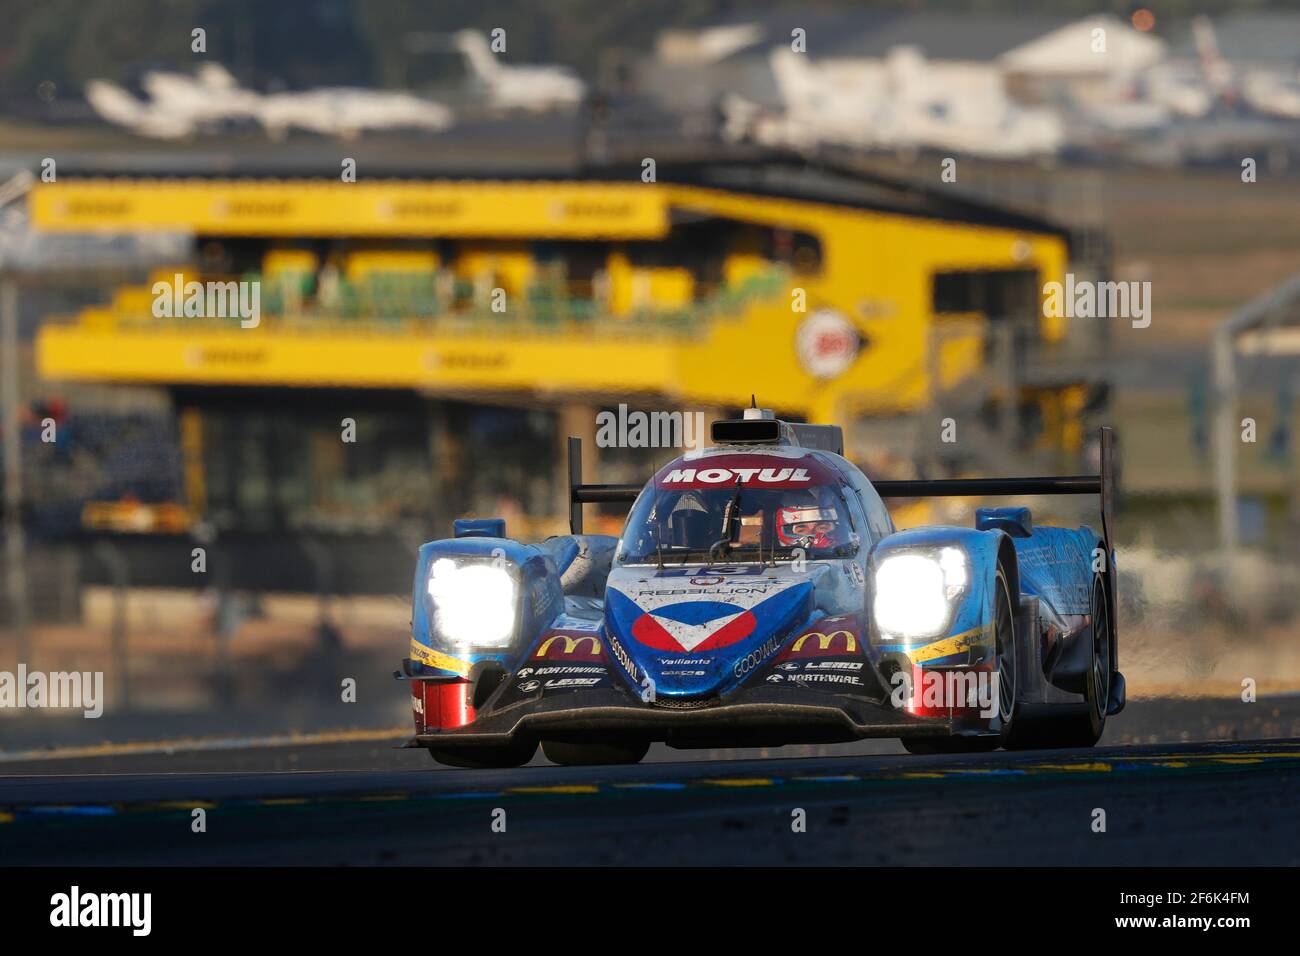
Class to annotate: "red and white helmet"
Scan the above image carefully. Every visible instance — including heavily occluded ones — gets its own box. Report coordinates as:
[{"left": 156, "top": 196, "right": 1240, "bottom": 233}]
[{"left": 776, "top": 498, "right": 842, "bottom": 549}]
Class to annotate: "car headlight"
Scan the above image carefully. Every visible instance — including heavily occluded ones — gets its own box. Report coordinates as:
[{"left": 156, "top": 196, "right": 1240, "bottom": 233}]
[
  {"left": 873, "top": 548, "right": 968, "bottom": 640},
  {"left": 426, "top": 557, "right": 517, "bottom": 649}
]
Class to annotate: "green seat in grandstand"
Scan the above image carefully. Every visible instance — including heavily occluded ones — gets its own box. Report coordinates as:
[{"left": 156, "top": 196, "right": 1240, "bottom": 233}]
[{"left": 568, "top": 299, "right": 595, "bottom": 324}]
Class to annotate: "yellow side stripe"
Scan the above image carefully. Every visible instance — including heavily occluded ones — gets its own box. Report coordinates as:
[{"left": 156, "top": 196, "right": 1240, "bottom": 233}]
[
  {"left": 409, "top": 640, "right": 471, "bottom": 674},
  {"left": 908, "top": 624, "right": 992, "bottom": 664}
]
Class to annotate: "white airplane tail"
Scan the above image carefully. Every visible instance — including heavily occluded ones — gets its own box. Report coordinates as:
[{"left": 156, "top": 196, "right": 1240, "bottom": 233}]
[
  {"left": 455, "top": 30, "right": 501, "bottom": 83},
  {"left": 1192, "top": 15, "right": 1235, "bottom": 100}
]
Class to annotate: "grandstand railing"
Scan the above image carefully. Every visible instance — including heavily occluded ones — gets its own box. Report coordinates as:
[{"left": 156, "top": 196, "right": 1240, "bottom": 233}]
[{"left": 59, "top": 266, "right": 792, "bottom": 339}]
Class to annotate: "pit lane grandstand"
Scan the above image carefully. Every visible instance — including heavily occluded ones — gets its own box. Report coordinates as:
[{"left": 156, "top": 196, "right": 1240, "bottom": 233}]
[{"left": 28, "top": 151, "right": 1106, "bottom": 594}]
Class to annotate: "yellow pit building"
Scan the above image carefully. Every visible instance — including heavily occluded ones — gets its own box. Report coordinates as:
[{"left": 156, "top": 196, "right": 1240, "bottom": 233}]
[{"left": 33, "top": 157, "right": 1088, "bottom": 587}]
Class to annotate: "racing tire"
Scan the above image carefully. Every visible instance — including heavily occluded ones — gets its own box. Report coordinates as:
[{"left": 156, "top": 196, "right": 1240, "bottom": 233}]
[
  {"left": 902, "top": 565, "right": 1015, "bottom": 756},
  {"left": 427, "top": 738, "right": 538, "bottom": 769},
  {"left": 1004, "top": 573, "right": 1111, "bottom": 750},
  {"left": 1052, "top": 573, "right": 1110, "bottom": 747},
  {"left": 542, "top": 739, "right": 650, "bottom": 766}
]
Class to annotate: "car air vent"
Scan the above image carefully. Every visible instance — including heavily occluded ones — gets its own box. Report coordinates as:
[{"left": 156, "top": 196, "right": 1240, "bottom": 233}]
[
  {"left": 652, "top": 696, "right": 721, "bottom": 710},
  {"left": 711, "top": 418, "right": 782, "bottom": 445}
]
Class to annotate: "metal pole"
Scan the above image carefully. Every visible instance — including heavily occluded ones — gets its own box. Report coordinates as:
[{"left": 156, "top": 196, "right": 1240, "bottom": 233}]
[
  {"left": 999, "top": 321, "right": 1016, "bottom": 449},
  {"left": 1212, "top": 327, "right": 1238, "bottom": 562},
  {"left": 926, "top": 318, "right": 941, "bottom": 471},
  {"left": 93, "top": 540, "right": 130, "bottom": 711},
  {"left": 1208, "top": 272, "right": 1300, "bottom": 563},
  {"left": 568, "top": 436, "right": 583, "bottom": 535},
  {"left": 1, "top": 276, "right": 31, "bottom": 663},
  {"left": 1289, "top": 374, "right": 1300, "bottom": 549}
]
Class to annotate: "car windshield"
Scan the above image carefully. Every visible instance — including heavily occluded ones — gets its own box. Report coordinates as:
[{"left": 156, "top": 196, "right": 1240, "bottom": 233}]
[{"left": 618, "top": 482, "right": 859, "bottom": 565}]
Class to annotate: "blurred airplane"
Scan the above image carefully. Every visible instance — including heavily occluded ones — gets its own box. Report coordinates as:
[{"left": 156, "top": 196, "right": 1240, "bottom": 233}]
[
  {"left": 85, "top": 81, "right": 193, "bottom": 139},
  {"left": 1191, "top": 16, "right": 1237, "bottom": 106},
  {"left": 1063, "top": 82, "right": 1171, "bottom": 137},
  {"left": 256, "top": 89, "right": 453, "bottom": 139},
  {"left": 453, "top": 30, "right": 586, "bottom": 112},
  {"left": 724, "top": 46, "right": 1061, "bottom": 160},
  {"left": 881, "top": 47, "right": 1063, "bottom": 159},
  {"left": 140, "top": 63, "right": 262, "bottom": 125},
  {"left": 738, "top": 47, "right": 888, "bottom": 151},
  {"left": 86, "top": 63, "right": 453, "bottom": 139},
  {"left": 86, "top": 64, "right": 257, "bottom": 139},
  {"left": 1241, "top": 71, "right": 1300, "bottom": 120},
  {"left": 1001, "top": 15, "right": 1175, "bottom": 139},
  {"left": 1145, "top": 62, "right": 1214, "bottom": 119},
  {"left": 1190, "top": 16, "right": 1300, "bottom": 120}
]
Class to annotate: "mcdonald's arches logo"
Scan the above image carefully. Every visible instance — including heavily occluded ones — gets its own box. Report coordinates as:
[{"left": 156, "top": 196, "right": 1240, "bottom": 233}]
[
  {"left": 787, "top": 629, "right": 857, "bottom": 657},
  {"left": 535, "top": 633, "right": 605, "bottom": 662}
]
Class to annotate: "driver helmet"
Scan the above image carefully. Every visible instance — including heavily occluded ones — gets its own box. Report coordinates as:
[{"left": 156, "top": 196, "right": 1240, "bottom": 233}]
[{"left": 776, "top": 492, "right": 843, "bottom": 549}]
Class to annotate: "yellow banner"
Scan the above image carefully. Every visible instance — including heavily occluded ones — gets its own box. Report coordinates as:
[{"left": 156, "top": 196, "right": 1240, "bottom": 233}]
[
  {"left": 37, "top": 326, "right": 676, "bottom": 392},
  {"left": 30, "top": 180, "right": 670, "bottom": 239}
]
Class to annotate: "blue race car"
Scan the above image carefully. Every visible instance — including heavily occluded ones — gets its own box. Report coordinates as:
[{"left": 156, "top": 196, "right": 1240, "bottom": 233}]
[{"left": 398, "top": 410, "right": 1124, "bottom": 767}]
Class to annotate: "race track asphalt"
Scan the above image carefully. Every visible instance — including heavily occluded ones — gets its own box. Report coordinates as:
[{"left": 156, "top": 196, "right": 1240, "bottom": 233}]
[{"left": 2, "top": 701, "right": 1298, "bottom": 866}]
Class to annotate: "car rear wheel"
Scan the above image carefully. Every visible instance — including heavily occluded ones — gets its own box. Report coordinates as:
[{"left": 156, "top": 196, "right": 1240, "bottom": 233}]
[
  {"left": 542, "top": 740, "right": 650, "bottom": 766},
  {"left": 1004, "top": 572, "right": 1110, "bottom": 750},
  {"left": 1053, "top": 574, "right": 1110, "bottom": 747},
  {"left": 992, "top": 564, "right": 1021, "bottom": 747}
]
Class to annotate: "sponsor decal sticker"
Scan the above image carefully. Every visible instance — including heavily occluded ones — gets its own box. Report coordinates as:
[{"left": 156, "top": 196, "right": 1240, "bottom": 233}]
[
  {"left": 778, "top": 619, "right": 863, "bottom": 660},
  {"left": 631, "top": 601, "right": 757, "bottom": 652},
  {"left": 533, "top": 632, "right": 605, "bottom": 662},
  {"left": 660, "top": 466, "right": 811, "bottom": 486},
  {"left": 655, "top": 565, "right": 762, "bottom": 578},
  {"left": 408, "top": 640, "right": 471, "bottom": 674},
  {"left": 606, "top": 631, "right": 639, "bottom": 681},
  {"left": 792, "top": 629, "right": 857, "bottom": 653},
  {"left": 768, "top": 672, "right": 863, "bottom": 686},
  {"left": 518, "top": 665, "right": 605, "bottom": 677},
  {"left": 734, "top": 632, "right": 787, "bottom": 678},
  {"left": 540, "top": 677, "right": 601, "bottom": 689},
  {"left": 635, "top": 585, "right": 778, "bottom": 598}
]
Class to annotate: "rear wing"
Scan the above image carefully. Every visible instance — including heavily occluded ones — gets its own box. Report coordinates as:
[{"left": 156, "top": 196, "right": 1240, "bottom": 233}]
[
  {"left": 566, "top": 429, "right": 1115, "bottom": 568},
  {"left": 567, "top": 436, "right": 641, "bottom": 535}
]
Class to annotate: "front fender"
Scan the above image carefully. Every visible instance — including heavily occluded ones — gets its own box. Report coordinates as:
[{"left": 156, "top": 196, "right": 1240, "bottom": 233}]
[
  {"left": 409, "top": 536, "right": 563, "bottom": 677},
  {"left": 868, "top": 526, "right": 1012, "bottom": 668}
]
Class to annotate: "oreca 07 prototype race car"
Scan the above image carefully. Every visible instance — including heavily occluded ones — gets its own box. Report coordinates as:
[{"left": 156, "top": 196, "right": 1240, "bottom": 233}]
[{"left": 398, "top": 410, "right": 1125, "bottom": 767}]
